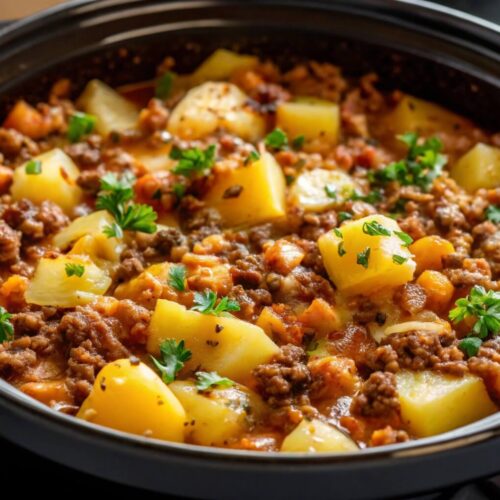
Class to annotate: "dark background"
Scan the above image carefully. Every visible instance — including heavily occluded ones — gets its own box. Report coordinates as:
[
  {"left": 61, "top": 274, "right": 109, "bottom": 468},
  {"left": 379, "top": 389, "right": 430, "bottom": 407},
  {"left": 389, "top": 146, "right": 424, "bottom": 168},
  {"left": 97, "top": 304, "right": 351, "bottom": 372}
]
[{"left": 2, "top": 1, "right": 500, "bottom": 499}]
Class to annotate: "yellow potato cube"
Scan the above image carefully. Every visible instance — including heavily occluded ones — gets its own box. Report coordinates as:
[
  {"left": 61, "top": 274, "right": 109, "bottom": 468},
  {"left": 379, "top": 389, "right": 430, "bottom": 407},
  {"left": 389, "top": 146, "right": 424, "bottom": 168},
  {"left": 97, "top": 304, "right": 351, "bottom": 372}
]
[
  {"left": 281, "top": 419, "right": 358, "bottom": 453},
  {"left": 11, "top": 148, "right": 82, "bottom": 214},
  {"left": 276, "top": 98, "right": 340, "bottom": 145},
  {"left": 290, "top": 168, "right": 356, "bottom": 212},
  {"left": 126, "top": 143, "right": 175, "bottom": 172},
  {"left": 78, "top": 79, "right": 139, "bottom": 135},
  {"left": 204, "top": 152, "right": 286, "bottom": 227},
  {"left": 450, "top": 143, "right": 500, "bottom": 192},
  {"left": 168, "top": 82, "right": 265, "bottom": 142},
  {"left": 53, "top": 210, "right": 124, "bottom": 264},
  {"left": 26, "top": 255, "right": 111, "bottom": 308},
  {"left": 388, "top": 95, "right": 470, "bottom": 137},
  {"left": 148, "top": 299, "right": 280, "bottom": 383},
  {"left": 78, "top": 359, "right": 185, "bottom": 442},
  {"left": 169, "top": 380, "right": 265, "bottom": 446},
  {"left": 318, "top": 214, "right": 415, "bottom": 295},
  {"left": 396, "top": 370, "right": 497, "bottom": 437},
  {"left": 190, "top": 49, "right": 258, "bottom": 84}
]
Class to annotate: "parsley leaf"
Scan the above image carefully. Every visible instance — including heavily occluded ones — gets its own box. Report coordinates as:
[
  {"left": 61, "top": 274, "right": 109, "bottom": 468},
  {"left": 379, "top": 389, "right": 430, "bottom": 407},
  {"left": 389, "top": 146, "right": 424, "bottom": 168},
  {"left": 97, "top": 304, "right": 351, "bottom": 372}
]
[
  {"left": 25, "top": 160, "right": 42, "bottom": 175},
  {"left": 155, "top": 72, "right": 174, "bottom": 99},
  {"left": 362, "top": 220, "right": 392, "bottom": 237},
  {"left": 357, "top": 247, "right": 371, "bottom": 268},
  {"left": 325, "top": 185, "right": 337, "bottom": 199},
  {"left": 394, "top": 230, "right": 413, "bottom": 247},
  {"left": 265, "top": 128, "right": 288, "bottom": 150},
  {"left": 0, "top": 306, "right": 13, "bottom": 343},
  {"left": 195, "top": 371, "right": 234, "bottom": 391},
  {"left": 172, "top": 183, "right": 186, "bottom": 199},
  {"left": 191, "top": 290, "right": 240, "bottom": 316},
  {"left": 485, "top": 205, "right": 500, "bottom": 224},
  {"left": 244, "top": 150, "right": 261, "bottom": 165},
  {"left": 333, "top": 228, "right": 343, "bottom": 238},
  {"left": 67, "top": 111, "right": 97, "bottom": 143},
  {"left": 350, "top": 190, "right": 382, "bottom": 205},
  {"left": 338, "top": 241, "right": 346, "bottom": 257},
  {"left": 458, "top": 337, "right": 482, "bottom": 358},
  {"left": 292, "top": 135, "right": 305, "bottom": 150},
  {"left": 371, "top": 133, "right": 447, "bottom": 191},
  {"left": 65, "top": 263, "right": 85, "bottom": 278},
  {"left": 170, "top": 144, "right": 216, "bottom": 177},
  {"left": 449, "top": 285, "right": 500, "bottom": 339},
  {"left": 338, "top": 211, "right": 352, "bottom": 223},
  {"left": 392, "top": 254, "right": 408, "bottom": 265},
  {"left": 151, "top": 339, "right": 192, "bottom": 384},
  {"left": 168, "top": 264, "right": 187, "bottom": 292}
]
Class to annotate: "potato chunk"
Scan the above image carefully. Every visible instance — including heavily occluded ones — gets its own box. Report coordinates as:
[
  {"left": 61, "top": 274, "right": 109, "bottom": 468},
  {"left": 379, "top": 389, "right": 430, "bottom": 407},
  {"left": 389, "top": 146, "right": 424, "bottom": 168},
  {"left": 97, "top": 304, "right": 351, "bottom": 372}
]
[
  {"left": 11, "top": 148, "right": 82, "bottom": 214},
  {"left": 281, "top": 419, "right": 358, "bottom": 453},
  {"left": 318, "top": 214, "right": 415, "bottom": 295},
  {"left": 388, "top": 95, "right": 470, "bottom": 136},
  {"left": 170, "top": 380, "right": 265, "bottom": 446},
  {"left": 26, "top": 255, "right": 111, "bottom": 308},
  {"left": 276, "top": 98, "right": 340, "bottom": 146},
  {"left": 204, "top": 152, "right": 286, "bottom": 227},
  {"left": 450, "top": 143, "right": 500, "bottom": 192},
  {"left": 396, "top": 370, "right": 497, "bottom": 437},
  {"left": 290, "top": 168, "right": 356, "bottom": 212},
  {"left": 168, "top": 82, "right": 265, "bottom": 142},
  {"left": 148, "top": 299, "right": 280, "bottom": 383},
  {"left": 53, "top": 210, "right": 124, "bottom": 264},
  {"left": 78, "top": 79, "right": 139, "bottom": 135},
  {"left": 78, "top": 359, "right": 185, "bottom": 442}
]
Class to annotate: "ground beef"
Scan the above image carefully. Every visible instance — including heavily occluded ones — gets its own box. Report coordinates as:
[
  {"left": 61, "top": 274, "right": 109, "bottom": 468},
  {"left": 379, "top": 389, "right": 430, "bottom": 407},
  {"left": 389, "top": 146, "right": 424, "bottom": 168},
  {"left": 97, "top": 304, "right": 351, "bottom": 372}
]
[
  {"left": 253, "top": 344, "right": 311, "bottom": 407},
  {"left": 65, "top": 135, "right": 102, "bottom": 168},
  {"left": 370, "top": 426, "right": 409, "bottom": 447},
  {"left": 394, "top": 283, "right": 427, "bottom": 315},
  {"left": 230, "top": 254, "right": 265, "bottom": 289},
  {"left": 77, "top": 169, "right": 102, "bottom": 194},
  {"left": 365, "top": 345, "right": 400, "bottom": 373},
  {"left": 351, "top": 371, "right": 400, "bottom": 417},
  {"left": 444, "top": 257, "right": 495, "bottom": 289},
  {"left": 0, "top": 340, "right": 37, "bottom": 378},
  {"left": 138, "top": 98, "right": 169, "bottom": 134},
  {"left": 468, "top": 338, "right": 500, "bottom": 404},
  {"left": 383, "top": 329, "right": 467, "bottom": 375},
  {"left": 114, "top": 248, "right": 145, "bottom": 283},
  {"left": 142, "top": 227, "right": 188, "bottom": 262},
  {"left": 0, "top": 220, "right": 20, "bottom": 263},
  {"left": 434, "top": 202, "right": 468, "bottom": 230},
  {"left": 328, "top": 323, "right": 377, "bottom": 367}
]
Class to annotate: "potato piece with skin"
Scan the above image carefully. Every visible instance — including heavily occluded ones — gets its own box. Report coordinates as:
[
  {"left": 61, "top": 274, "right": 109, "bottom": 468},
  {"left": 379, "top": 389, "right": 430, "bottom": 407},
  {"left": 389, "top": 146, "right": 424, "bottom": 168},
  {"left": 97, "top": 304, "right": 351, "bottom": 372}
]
[
  {"left": 396, "top": 370, "right": 497, "bottom": 437},
  {"left": 78, "top": 359, "right": 185, "bottom": 442},
  {"left": 26, "top": 255, "right": 111, "bottom": 308},
  {"left": 204, "top": 152, "right": 286, "bottom": 227},
  {"left": 450, "top": 143, "right": 500, "bottom": 192},
  {"left": 53, "top": 210, "right": 124, "bottom": 263},
  {"left": 281, "top": 419, "right": 358, "bottom": 453},
  {"left": 318, "top": 215, "right": 416, "bottom": 296},
  {"left": 148, "top": 299, "right": 280, "bottom": 384},
  {"left": 11, "top": 148, "right": 82, "bottom": 214},
  {"left": 169, "top": 380, "right": 266, "bottom": 446},
  {"left": 410, "top": 235, "right": 454, "bottom": 274},
  {"left": 168, "top": 82, "right": 265, "bottom": 142},
  {"left": 78, "top": 79, "right": 139, "bottom": 136},
  {"left": 290, "top": 168, "right": 356, "bottom": 212},
  {"left": 276, "top": 98, "right": 340, "bottom": 146}
]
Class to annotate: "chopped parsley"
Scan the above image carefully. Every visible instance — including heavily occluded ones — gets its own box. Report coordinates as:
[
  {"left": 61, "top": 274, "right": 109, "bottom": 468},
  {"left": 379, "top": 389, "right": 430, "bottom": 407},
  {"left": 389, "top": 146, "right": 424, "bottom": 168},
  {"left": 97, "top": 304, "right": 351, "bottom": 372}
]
[
  {"left": 394, "top": 230, "right": 413, "bottom": 247},
  {"left": 168, "top": 264, "right": 187, "bottom": 292},
  {"left": 191, "top": 290, "right": 240, "bottom": 316},
  {"left": 172, "top": 183, "right": 186, "bottom": 199},
  {"left": 292, "top": 135, "right": 305, "bottom": 150},
  {"left": 265, "top": 128, "right": 288, "bottom": 150},
  {"left": 338, "top": 241, "right": 346, "bottom": 257},
  {"left": 485, "top": 205, "right": 500, "bottom": 224},
  {"left": 170, "top": 144, "right": 216, "bottom": 177},
  {"left": 67, "top": 111, "right": 97, "bottom": 143},
  {"left": 350, "top": 189, "right": 382, "bottom": 205},
  {"left": 96, "top": 172, "right": 157, "bottom": 237},
  {"left": 333, "top": 228, "right": 343, "bottom": 238},
  {"left": 65, "top": 263, "right": 85, "bottom": 278},
  {"left": 370, "top": 133, "right": 446, "bottom": 191},
  {"left": 151, "top": 339, "right": 192, "bottom": 384},
  {"left": 458, "top": 336, "right": 482, "bottom": 358},
  {"left": 449, "top": 285, "right": 500, "bottom": 339},
  {"left": 244, "top": 150, "right": 260, "bottom": 165},
  {"left": 195, "top": 371, "right": 234, "bottom": 391},
  {"left": 0, "top": 307, "right": 13, "bottom": 343},
  {"left": 362, "top": 220, "right": 392, "bottom": 237},
  {"left": 338, "top": 211, "right": 352, "bottom": 223},
  {"left": 392, "top": 254, "right": 408, "bottom": 265},
  {"left": 25, "top": 160, "right": 42, "bottom": 175},
  {"left": 325, "top": 185, "right": 337, "bottom": 199},
  {"left": 155, "top": 72, "right": 174, "bottom": 99},
  {"left": 357, "top": 247, "right": 371, "bottom": 268}
]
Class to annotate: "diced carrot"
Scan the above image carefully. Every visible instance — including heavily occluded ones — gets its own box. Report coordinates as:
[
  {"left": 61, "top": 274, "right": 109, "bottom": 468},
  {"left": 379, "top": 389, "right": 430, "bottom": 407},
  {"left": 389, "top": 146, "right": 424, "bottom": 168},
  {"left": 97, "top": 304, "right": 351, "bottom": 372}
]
[
  {"left": 20, "top": 379, "right": 73, "bottom": 407},
  {"left": 3, "top": 100, "right": 50, "bottom": 139},
  {"left": 416, "top": 270, "right": 454, "bottom": 311},
  {"left": 410, "top": 235, "right": 455, "bottom": 274},
  {"left": 0, "top": 275, "right": 28, "bottom": 310},
  {"left": 0, "top": 166, "right": 13, "bottom": 194},
  {"left": 263, "top": 239, "right": 305, "bottom": 275},
  {"left": 298, "top": 298, "right": 341, "bottom": 336}
]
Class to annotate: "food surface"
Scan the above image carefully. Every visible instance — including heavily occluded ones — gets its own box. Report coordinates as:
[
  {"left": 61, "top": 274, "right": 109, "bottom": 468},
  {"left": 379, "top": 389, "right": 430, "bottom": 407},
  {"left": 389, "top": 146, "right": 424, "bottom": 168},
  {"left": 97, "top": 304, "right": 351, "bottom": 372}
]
[{"left": 0, "top": 49, "right": 498, "bottom": 452}]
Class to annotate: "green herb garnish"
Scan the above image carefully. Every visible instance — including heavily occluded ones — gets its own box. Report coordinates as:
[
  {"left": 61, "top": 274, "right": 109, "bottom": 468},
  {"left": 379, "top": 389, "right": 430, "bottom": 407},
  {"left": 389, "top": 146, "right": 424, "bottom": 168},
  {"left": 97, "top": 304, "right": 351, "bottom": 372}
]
[
  {"left": 155, "top": 72, "right": 174, "bottom": 99},
  {"left": 195, "top": 371, "right": 234, "bottom": 391},
  {"left": 362, "top": 220, "right": 392, "bottom": 237},
  {"left": 151, "top": 339, "right": 192, "bottom": 384},
  {"left": 65, "top": 263, "right": 85, "bottom": 278},
  {"left": 338, "top": 241, "right": 346, "bottom": 257},
  {"left": 170, "top": 144, "right": 216, "bottom": 177},
  {"left": 333, "top": 228, "right": 343, "bottom": 238},
  {"left": 265, "top": 128, "right": 288, "bottom": 150},
  {"left": 392, "top": 254, "right": 408, "bottom": 265},
  {"left": 244, "top": 150, "right": 261, "bottom": 165},
  {"left": 394, "top": 230, "right": 413, "bottom": 247},
  {"left": 458, "top": 337, "right": 482, "bottom": 358},
  {"left": 292, "top": 135, "right": 305, "bottom": 150},
  {"left": 191, "top": 290, "right": 240, "bottom": 316},
  {"left": 168, "top": 264, "right": 187, "bottom": 292},
  {"left": 350, "top": 190, "right": 382, "bottom": 205},
  {"left": 357, "top": 247, "right": 371, "bottom": 268},
  {"left": 338, "top": 211, "right": 352, "bottom": 223},
  {"left": 0, "top": 307, "right": 13, "bottom": 343},
  {"left": 67, "top": 111, "right": 97, "bottom": 143},
  {"left": 325, "top": 185, "right": 337, "bottom": 200},
  {"left": 25, "top": 160, "right": 42, "bottom": 175},
  {"left": 485, "top": 205, "right": 500, "bottom": 224}
]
